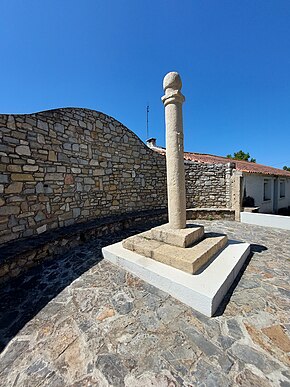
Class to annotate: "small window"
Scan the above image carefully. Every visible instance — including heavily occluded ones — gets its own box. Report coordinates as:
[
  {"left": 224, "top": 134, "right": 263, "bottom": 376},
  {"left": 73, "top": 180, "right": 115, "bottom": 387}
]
[
  {"left": 280, "top": 180, "right": 285, "bottom": 198},
  {"left": 263, "top": 179, "right": 271, "bottom": 201}
]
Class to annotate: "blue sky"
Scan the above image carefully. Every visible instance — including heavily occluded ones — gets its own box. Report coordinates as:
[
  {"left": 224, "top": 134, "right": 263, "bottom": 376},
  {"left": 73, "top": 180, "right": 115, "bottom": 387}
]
[{"left": 1, "top": 0, "right": 290, "bottom": 168}]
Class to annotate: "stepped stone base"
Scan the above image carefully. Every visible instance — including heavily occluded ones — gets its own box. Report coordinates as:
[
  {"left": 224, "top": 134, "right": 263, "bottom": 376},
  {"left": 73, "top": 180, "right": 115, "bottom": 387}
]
[
  {"left": 103, "top": 221, "right": 250, "bottom": 316},
  {"left": 123, "top": 230, "right": 227, "bottom": 274}
]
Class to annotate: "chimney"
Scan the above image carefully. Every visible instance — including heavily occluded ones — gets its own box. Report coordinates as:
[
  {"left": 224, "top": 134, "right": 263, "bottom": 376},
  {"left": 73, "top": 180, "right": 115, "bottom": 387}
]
[{"left": 146, "top": 138, "right": 156, "bottom": 148}]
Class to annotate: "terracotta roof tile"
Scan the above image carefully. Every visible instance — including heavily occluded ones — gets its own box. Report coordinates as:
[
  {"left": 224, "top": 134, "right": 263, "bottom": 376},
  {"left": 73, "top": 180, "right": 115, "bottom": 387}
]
[{"left": 152, "top": 147, "right": 290, "bottom": 178}]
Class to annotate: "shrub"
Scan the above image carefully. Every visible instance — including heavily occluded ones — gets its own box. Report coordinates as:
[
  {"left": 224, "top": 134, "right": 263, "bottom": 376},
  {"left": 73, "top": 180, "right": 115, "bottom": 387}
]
[{"left": 243, "top": 196, "right": 255, "bottom": 207}]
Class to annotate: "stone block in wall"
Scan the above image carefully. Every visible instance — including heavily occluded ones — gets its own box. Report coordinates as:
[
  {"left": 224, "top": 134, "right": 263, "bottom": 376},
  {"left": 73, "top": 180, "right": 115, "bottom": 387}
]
[
  {"left": 11, "top": 173, "right": 34, "bottom": 182},
  {"left": 0, "top": 175, "right": 9, "bottom": 184},
  {"left": 48, "top": 150, "right": 57, "bottom": 161},
  {"left": 0, "top": 206, "right": 20, "bottom": 216},
  {"left": 5, "top": 182, "right": 23, "bottom": 194},
  {"left": 64, "top": 174, "right": 74, "bottom": 185},
  {"left": 15, "top": 145, "right": 31, "bottom": 156},
  {"left": 45, "top": 173, "right": 64, "bottom": 181}
]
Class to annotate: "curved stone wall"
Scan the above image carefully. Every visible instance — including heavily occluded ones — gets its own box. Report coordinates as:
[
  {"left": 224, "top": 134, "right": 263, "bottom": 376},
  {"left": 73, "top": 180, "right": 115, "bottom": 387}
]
[{"left": 0, "top": 108, "right": 167, "bottom": 244}]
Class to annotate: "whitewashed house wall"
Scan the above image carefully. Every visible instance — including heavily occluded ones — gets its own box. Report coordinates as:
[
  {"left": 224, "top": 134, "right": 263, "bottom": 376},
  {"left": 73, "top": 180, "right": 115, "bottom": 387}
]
[{"left": 243, "top": 173, "right": 290, "bottom": 213}]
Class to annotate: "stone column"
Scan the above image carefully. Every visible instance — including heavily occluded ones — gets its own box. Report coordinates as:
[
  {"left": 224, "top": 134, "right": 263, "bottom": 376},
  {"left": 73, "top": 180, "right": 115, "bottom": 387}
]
[{"left": 162, "top": 72, "right": 186, "bottom": 229}]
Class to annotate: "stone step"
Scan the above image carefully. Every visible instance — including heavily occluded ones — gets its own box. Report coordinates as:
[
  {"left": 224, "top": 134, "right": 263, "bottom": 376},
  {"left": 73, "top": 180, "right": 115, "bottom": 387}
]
[
  {"left": 150, "top": 224, "right": 204, "bottom": 248},
  {"left": 122, "top": 232, "right": 228, "bottom": 274}
]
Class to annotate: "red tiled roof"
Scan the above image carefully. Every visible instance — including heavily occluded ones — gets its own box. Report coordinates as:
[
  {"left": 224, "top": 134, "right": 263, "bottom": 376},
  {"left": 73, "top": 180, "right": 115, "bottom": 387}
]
[{"left": 153, "top": 147, "right": 290, "bottom": 178}]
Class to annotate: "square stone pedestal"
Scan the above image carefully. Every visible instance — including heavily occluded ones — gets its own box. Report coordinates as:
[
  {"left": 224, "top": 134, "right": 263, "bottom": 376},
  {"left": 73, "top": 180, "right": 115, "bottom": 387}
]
[{"left": 150, "top": 223, "right": 204, "bottom": 247}]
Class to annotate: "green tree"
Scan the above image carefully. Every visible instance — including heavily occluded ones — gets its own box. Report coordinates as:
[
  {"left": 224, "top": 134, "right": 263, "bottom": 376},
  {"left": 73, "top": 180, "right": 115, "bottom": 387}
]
[
  {"left": 227, "top": 150, "right": 256, "bottom": 163},
  {"left": 283, "top": 165, "right": 290, "bottom": 171}
]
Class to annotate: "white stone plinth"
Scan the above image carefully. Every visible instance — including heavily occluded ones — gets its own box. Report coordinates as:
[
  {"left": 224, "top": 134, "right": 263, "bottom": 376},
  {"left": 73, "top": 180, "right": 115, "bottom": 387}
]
[{"left": 102, "top": 241, "right": 250, "bottom": 317}]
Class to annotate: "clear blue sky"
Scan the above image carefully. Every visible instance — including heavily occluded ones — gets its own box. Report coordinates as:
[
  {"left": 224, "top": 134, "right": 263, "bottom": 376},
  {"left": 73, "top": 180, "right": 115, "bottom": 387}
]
[{"left": 1, "top": 0, "right": 290, "bottom": 168}]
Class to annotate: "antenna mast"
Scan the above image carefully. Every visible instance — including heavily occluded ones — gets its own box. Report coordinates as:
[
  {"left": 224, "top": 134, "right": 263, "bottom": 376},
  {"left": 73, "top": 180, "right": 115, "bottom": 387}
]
[{"left": 146, "top": 105, "right": 149, "bottom": 139}]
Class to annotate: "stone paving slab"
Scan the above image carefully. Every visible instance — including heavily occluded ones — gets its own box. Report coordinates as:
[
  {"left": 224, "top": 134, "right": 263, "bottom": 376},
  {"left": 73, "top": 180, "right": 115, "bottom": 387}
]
[{"left": 0, "top": 220, "right": 290, "bottom": 386}]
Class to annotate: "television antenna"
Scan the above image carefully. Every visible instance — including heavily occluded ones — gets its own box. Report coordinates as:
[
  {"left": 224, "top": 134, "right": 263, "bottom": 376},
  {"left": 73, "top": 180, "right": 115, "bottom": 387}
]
[{"left": 146, "top": 105, "right": 149, "bottom": 139}]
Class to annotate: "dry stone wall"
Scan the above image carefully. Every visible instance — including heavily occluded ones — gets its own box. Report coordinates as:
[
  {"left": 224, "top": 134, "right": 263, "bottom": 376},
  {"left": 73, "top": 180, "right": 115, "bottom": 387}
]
[
  {"left": 185, "top": 161, "right": 228, "bottom": 208},
  {"left": 0, "top": 108, "right": 167, "bottom": 244},
  {"left": 0, "top": 107, "right": 231, "bottom": 246}
]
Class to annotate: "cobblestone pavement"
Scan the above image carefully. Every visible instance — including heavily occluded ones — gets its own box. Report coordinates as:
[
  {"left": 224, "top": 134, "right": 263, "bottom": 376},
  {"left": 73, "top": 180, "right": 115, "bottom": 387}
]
[{"left": 0, "top": 220, "right": 290, "bottom": 386}]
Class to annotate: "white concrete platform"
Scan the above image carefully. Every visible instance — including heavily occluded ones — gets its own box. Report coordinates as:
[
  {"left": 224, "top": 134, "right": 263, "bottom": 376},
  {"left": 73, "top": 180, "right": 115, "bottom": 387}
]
[
  {"left": 102, "top": 240, "right": 250, "bottom": 317},
  {"left": 241, "top": 211, "right": 290, "bottom": 231}
]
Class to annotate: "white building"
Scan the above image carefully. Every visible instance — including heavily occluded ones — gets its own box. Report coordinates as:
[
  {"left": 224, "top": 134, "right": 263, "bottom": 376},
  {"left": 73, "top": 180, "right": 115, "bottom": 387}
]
[{"left": 183, "top": 153, "right": 290, "bottom": 214}]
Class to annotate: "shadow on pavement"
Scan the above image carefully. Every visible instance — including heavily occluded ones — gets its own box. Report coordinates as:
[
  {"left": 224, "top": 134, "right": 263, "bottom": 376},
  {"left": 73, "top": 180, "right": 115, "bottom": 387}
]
[
  {"left": 214, "top": 243, "right": 268, "bottom": 317},
  {"left": 0, "top": 224, "right": 153, "bottom": 352}
]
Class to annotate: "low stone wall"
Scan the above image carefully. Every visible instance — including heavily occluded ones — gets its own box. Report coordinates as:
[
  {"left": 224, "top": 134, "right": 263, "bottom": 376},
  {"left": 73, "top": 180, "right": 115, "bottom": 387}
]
[
  {"left": 0, "top": 108, "right": 167, "bottom": 244},
  {"left": 0, "top": 209, "right": 167, "bottom": 284},
  {"left": 186, "top": 208, "right": 235, "bottom": 221},
  {"left": 185, "top": 161, "right": 229, "bottom": 208}
]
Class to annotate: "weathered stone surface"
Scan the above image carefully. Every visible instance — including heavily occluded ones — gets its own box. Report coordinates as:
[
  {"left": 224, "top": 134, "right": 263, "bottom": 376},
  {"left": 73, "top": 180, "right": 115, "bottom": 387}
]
[
  {"left": 192, "top": 358, "right": 230, "bottom": 386},
  {"left": 34, "top": 211, "right": 46, "bottom": 222},
  {"left": 122, "top": 236, "right": 163, "bottom": 258},
  {"left": 262, "top": 325, "right": 290, "bottom": 352},
  {"left": 111, "top": 291, "right": 134, "bottom": 315},
  {"left": 235, "top": 368, "right": 272, "bottom": 387},
  {"left": 15, "top": 145, "right": 31, "bottom": 156},
  {"left": 0, "top": 206, "right": 20, "bottom": 215},
  {"left": 54, "top": 123, "right": 64, "bottom": 133},
  {"left": 72, "top": 207, "right": 80, "bottom": 218},
  {"left": 0, "top": 175, "right": 8, "bottom": 183},
  {"left": 37, "top": 120, "right": 48, "bottom": 130},
  {"left": 96, "top": 354, "right": 128, "bottom": 386},
  {"left": 231, "top": 343, "right": 280, "bottom": 373},
  {"left": 162, "top": 72, "right": 186, "bottom": 229},
  {"left": 5, "top": 182, "right": 23, "bottom": 199},
  {"left": 7, "top": 165, "right": 22, "bottom": 172},
  {"left": 46, "top": 173, "right": 63, "bottom": 181},
  {"left": 36, "top": 224, "right": 47, "bottom": 234},
  {"left": 64, "top": 174, "right": 74, "bottom": 185},
  {"left": 48, "top": 150, "right": 57, "bottom": 161},
  {"left": 71, "top": 167, "right": 81, "bottom": 174},
  {"left": 96, "top": 307, "right": 115, "bottom": 321},
  {"left": 23, "top": 165, "right": 38, "bottom": 172},
  {"left": 123, "top": 230, "right": 227, "bottom": 274},
  {"left": 11, "top": 173, "right": 34, "bottom": 181},
  {"left": 151, "top": 223, "right": 204, "bottom": 247}
]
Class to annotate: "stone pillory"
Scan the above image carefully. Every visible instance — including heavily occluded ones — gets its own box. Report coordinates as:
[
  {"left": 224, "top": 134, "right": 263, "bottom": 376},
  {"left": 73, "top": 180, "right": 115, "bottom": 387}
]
[
  {"left": 104, "top": 71, "right": 250, "bottom": 317},
  {"left": 161, "top": 72, "right": 186, "bottom": 229}
]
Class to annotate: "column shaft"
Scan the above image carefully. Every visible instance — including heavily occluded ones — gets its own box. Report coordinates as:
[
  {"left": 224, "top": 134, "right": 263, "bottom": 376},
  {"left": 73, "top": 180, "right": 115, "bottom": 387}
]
[{"left": 162, "top": 72, "right": 186, "bottom": 229}]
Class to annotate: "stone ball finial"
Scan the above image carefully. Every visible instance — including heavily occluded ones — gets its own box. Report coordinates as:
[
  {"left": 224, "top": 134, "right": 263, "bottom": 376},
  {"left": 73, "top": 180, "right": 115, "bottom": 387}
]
[{"left": 163, "top": 72, "right": 182, "bottom": 91}]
